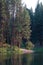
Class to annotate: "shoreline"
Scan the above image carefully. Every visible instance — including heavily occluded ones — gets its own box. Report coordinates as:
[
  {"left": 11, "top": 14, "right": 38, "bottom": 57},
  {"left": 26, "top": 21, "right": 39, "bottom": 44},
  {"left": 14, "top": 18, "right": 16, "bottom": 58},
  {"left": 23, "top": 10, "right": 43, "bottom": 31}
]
[{"left": 20, "top": 48, "right": 34, "bottom": 54}]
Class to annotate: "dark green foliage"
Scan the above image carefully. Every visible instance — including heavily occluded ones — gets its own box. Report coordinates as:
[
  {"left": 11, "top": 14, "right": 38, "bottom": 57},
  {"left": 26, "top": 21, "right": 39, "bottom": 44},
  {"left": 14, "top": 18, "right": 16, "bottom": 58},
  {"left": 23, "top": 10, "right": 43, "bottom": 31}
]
[
  {"left": 28, "top": 1, "right": 43, "bottom": 46},
  {"left": 0, "top": 0, "right": 10, "bottom": 45},
  {"left": 34, "top": 2, "right": 43, "bottom": 46},
  {"left": 21, "top": 7, "right": 31, "bottom": 48},
  {"left": 0, "top": 0, "right": 31, "bottom": 48},
  {"left": 26, "top": 8, "right": 34, "bottom": 43}
]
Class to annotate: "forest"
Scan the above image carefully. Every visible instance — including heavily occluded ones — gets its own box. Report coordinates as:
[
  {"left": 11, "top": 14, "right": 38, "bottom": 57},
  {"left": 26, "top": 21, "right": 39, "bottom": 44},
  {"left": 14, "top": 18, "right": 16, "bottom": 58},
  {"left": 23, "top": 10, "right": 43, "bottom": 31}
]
[{"left": 0, "top": 0, "right": 43, "bottom": 53}]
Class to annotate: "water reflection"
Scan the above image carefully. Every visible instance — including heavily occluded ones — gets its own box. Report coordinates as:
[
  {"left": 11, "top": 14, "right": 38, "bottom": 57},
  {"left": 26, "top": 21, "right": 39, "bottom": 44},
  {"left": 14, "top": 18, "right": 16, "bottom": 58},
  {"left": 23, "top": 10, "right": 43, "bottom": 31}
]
[
  {"left": 11, "top": 54, "right": 33, "bottom": 65},
  {"left": 0, "top": 53, "right": 11, "bottom": 65},
  {"left": 0, "top": 53, "right": 43, "bottom": 65},
  {"left": 31, "top": 53, "right": 43, "bottom": 65},
  {"left": 22, "top": 54, "right": 33, "bottom": 65}
]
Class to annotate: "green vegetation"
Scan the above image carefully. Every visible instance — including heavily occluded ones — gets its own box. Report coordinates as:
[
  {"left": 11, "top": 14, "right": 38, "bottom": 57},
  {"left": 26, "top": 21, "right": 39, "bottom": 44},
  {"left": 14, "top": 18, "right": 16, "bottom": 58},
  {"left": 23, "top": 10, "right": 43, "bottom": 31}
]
[
  {"left": 0, "top": 47, "right": 7, "bottom": 54},
  {"left": 26, "top": 41, "right": 34, "bottom": 50},
  {"left": 33, "top": 47, "right": 43, "bottom": 52},
  {"left": 0, "top": 46, "right": 23, "bottom": 54},
  {"left": 0, "top": 0, "right": 31, "bottom": 51},
  {"left": 29, "top": 1, "right": 43, "bottom": 46},
  {"left": 0, "top": 0, "right": 43, "bottom": 54}
]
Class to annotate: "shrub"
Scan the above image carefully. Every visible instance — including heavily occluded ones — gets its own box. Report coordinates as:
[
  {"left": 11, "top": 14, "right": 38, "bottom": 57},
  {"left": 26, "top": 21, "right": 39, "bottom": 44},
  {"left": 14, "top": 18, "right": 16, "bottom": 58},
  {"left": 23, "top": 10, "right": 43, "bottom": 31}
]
[{"left": 26, "top": 41, "right": 34, "bottom": 50}]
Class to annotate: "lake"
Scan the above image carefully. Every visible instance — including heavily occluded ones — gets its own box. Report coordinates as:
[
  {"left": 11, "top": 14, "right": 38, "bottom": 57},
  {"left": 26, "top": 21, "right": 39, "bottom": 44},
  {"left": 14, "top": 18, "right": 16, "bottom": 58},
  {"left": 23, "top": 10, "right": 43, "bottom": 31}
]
[{"left": 0, "top": 52, "right": 43, "bottom": 65}]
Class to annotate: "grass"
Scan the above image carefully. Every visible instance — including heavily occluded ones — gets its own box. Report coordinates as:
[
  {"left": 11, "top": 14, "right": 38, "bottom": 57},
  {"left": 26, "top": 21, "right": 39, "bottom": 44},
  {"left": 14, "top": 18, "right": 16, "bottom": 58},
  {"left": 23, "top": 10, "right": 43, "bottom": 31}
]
[{"left": 33, "top": 47, "right": 43, "bottom": 52}]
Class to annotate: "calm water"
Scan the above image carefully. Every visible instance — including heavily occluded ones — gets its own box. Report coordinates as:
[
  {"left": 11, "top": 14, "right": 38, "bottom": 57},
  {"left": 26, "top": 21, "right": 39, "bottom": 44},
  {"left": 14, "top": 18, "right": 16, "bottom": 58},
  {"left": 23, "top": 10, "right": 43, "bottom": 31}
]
[{"left": 0, "top": 53, "right": 43, "bottom": 65}]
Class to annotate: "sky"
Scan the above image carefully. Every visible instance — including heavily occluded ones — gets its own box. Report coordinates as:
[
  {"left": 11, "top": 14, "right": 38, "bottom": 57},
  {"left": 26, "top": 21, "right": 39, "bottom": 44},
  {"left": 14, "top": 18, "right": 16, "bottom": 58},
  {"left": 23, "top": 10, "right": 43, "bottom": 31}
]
[{"left": 22, "top": 0, "right": 43, "bottom": 12}]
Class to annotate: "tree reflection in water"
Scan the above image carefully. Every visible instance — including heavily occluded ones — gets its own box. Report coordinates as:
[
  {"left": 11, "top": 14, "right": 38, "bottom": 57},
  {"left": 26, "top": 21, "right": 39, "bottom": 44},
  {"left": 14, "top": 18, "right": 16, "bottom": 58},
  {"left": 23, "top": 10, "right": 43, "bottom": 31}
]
[
  {"left": 0, "top": 53, "right": 39, "bottom": 65},
  {"left": 31, "top": 53, "right": 43, "bottom": 65}
]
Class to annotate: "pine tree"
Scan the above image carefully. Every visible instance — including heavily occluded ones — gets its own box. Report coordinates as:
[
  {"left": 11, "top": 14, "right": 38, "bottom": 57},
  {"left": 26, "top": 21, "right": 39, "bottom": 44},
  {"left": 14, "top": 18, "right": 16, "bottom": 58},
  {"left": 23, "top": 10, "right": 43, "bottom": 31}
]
[
  {"left": 26, "top": 8, "right": 34, "bottom": 43},
  {"left": 6, "top": 0, "right": 22, "bottom": 47},
  {"left": 21, "top": 6, "right": 31, "bottom": 48},
  {"left": 0, "top": 0, "right": 10, "bottom": 46},
  {"left": 34, "top": 2, "right": 43, "bottom": 46},
  {"left": 5, "top": 0, "right": 31, "bottom": 48}
]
